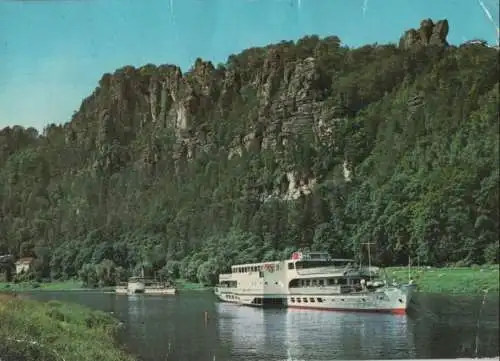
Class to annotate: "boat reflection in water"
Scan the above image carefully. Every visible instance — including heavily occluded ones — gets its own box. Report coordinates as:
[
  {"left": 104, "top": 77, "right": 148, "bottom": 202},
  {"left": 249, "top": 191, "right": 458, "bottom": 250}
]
[
  {"left": 216, "top": 302, "right": 417, "bottom": 361},
  {"left": 285, "top": 308, "right": 417, "bottom": 360},
  {"left": 216, "top": 302, "right": 269, "bottom": 359}
]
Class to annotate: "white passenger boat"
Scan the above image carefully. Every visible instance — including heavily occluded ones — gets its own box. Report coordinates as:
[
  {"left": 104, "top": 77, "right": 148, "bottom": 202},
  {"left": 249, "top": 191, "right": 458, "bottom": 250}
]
[{"left": 214, "top": 250, "right": 416, "bottom": 314}]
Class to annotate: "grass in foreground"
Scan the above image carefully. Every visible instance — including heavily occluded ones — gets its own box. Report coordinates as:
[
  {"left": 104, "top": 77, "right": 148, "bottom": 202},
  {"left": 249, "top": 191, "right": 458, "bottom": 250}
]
[
  {"left": 385, "top": 265, "right": 499, "bottom": 295},
  {"left": 0, "top": 292, "right": 135, "bottom": 361}
]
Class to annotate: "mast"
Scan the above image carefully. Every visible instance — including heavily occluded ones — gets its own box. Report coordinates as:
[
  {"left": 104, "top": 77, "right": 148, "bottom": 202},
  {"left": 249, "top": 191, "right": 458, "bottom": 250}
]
[
  {"left": 408, "top": 255, "right": 411, "bottom": 283},
  {"left": 361, "top": 242, "right": 375, "bottom": 279}
]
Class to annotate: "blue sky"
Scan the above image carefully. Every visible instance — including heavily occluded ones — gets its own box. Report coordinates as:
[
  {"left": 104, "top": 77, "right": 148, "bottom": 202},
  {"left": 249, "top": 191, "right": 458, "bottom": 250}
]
[{"left": 0, "top": 0, "right": 498, "bottom": 131}]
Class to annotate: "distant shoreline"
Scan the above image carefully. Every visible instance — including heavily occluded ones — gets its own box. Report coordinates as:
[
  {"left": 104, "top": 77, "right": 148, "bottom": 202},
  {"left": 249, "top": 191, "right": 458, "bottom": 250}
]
[
  {"left": 1, "top": 266, "right": 497, "bottom": 295},
  {"left": 0, "top": 278, "right": 213, "bottom": 293}
]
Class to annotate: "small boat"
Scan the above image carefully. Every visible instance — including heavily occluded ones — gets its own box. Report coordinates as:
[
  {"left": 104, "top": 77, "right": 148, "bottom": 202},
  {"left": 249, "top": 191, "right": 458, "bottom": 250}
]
[
  {"left": 214, "top": 249, "right": 416, "bottom": 314},
  {"left": 143, "top": 280, "right": 177, "bottom": 295},
  {"left": 115, "top": 277, "right": 177, "bottom": 295},
  {"left": 116, "top": 277, "right": 146, "bottom": 295}
]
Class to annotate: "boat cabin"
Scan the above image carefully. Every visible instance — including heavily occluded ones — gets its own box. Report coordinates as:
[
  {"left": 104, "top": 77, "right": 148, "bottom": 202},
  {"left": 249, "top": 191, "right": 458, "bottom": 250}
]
[
  {"left": 286, "top": 251, "right": 354, "bottom": 270},
  {"left": 231, "top": 261, "right": 281, "bottom": 276}
]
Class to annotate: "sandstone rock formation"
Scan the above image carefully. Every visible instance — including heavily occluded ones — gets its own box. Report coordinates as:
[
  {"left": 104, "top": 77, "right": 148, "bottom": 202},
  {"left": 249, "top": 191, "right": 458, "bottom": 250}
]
[{"left": 399, "top": 19, "right": 449, "bottom": 50}]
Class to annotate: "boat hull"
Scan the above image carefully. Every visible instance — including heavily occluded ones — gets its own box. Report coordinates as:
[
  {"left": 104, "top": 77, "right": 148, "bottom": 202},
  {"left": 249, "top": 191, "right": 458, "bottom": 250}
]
[
  {"left": 143, "top": 287, "right": 177, "bottom": 295},
  {"left": 214, "top": 289, "right": 240, "bottom": 303},
  {"left": 214, "top": 284, "right": 416, "bottom": 314},
  {"left": 214, "top": 288, "right": 285, "bottom": 307},
  {"left": 115, "top": 287, "right": 177, "bottom": 295},
  {"left": 286, "top": 284, "right": 415, "bottom": 314}
]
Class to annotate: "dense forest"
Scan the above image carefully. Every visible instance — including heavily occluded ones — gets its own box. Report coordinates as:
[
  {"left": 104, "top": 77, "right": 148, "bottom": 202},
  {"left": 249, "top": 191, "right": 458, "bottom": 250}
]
[{"left": 0, "top": 19, "right": 498, "bottom": 286}]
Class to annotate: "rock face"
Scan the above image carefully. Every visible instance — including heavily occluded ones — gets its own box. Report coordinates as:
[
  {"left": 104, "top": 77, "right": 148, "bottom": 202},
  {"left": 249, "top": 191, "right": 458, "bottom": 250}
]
[
  {"left": 62, "top": 40, "right": 353, "bottom": 198},
  {"left": 399, "top": 19, "right": 449, "bottom": 49}
]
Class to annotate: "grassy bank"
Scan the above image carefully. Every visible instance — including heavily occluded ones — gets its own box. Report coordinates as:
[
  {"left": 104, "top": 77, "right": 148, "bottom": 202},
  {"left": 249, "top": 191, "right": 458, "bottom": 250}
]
[
  {"left": 385, "top": 265, "right": 499, "bottom": 295},
  {"left": 0, "top": 280, "right": 84, "bottom": 292},
  {"left": 174, "top": 278, "right": 212, "bottom": 291},
  {"left": 0, "top": 293, "right": 134, "bottom": 361}
]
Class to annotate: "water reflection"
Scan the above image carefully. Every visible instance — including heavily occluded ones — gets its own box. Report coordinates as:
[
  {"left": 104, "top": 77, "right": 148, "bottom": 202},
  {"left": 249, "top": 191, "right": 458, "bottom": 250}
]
[
  {"left": 410, "top": 293, "right": 499, "bottom": 358},
  {"left": 217, "top": 303, "right": 267, "bottom": 354},
  {"left": 215, "top": 303, "right": 417, "bottom": 361},
  {"left": 284, "top": 310, "right": 416, "bottom": 360}
]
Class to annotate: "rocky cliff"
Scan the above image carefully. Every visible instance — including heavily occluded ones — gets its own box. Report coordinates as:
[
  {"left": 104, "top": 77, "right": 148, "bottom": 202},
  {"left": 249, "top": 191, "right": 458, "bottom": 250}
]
[
  {"left": 57, "top": 19, "right": 452, "bottom": 199},
  {"left": 0, "top": 19, "right": 498, "bottom": 282}
]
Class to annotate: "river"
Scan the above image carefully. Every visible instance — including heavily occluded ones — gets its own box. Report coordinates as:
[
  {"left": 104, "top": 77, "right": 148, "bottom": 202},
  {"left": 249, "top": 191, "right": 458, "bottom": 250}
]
[{"left": 26, "top": 290, "right": 499, "bottom": 361}]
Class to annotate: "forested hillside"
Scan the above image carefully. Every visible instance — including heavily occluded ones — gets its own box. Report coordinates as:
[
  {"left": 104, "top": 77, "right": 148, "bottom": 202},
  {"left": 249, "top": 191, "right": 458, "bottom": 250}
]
[{"left": 0, "top": 19, "right": 498, "bottom": 285}]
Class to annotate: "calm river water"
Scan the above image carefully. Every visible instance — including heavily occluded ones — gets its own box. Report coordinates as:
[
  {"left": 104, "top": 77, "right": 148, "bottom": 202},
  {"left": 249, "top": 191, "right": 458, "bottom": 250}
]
[{"left": 27, "top": 290, "right": 498, "bottom": 361}]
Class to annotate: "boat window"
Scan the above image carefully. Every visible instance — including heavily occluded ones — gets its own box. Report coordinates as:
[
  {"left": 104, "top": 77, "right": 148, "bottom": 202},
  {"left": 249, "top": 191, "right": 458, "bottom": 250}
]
[
  {"left": 317, "top": 298, "right": 323, "bottom": 303},
  {"left": 338, "top": 278, "right": 347, "bottom": 285},
  {"left": 311, "top": 280, "right": 317, "bottom": 286},
  {"left": 288, "top": 262, "right": 295, "bottom": 270},
  {"left": 303, "top": 298, "right": 308, "bottom": 303},
  {"left": 259, "top": 271, "right": 264, "bottom": 278},
  {"left": 291, "top": 297, "right": 295, "bottom": 302},
  {"left": 318, "top": 280, "right": 324, "bottom": 286},
  {"left": 309, "top": 298, "right": 315, "bottom": 302},
  {"left": 305, "top": 280, "right": 310, "bottom": 286},
  {"left": 297, "top": 298, "right": 301, "bottom": 303}
]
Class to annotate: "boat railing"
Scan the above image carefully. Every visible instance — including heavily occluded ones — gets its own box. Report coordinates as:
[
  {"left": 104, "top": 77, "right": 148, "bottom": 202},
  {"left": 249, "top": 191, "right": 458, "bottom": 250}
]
[{"left": 295, "top": 266, "right": 349, "bottom": 275}]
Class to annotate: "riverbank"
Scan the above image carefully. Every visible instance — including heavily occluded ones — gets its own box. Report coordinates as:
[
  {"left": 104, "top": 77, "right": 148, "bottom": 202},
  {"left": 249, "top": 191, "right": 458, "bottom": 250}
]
[
  {"left": 0, "top": 278, "right": 211, "bottom": 293},
  {"left": 0, "top": 279, "right": 84, "bottom": 292},
  {"left": 175, "top": 278, "right": 212, "bottom": 291},
  {"left": 385, "top": 265, "right": 499, "bottom": 295},
  {"left": 0, "top": 292, "right": 134, "bottom": 361}
]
